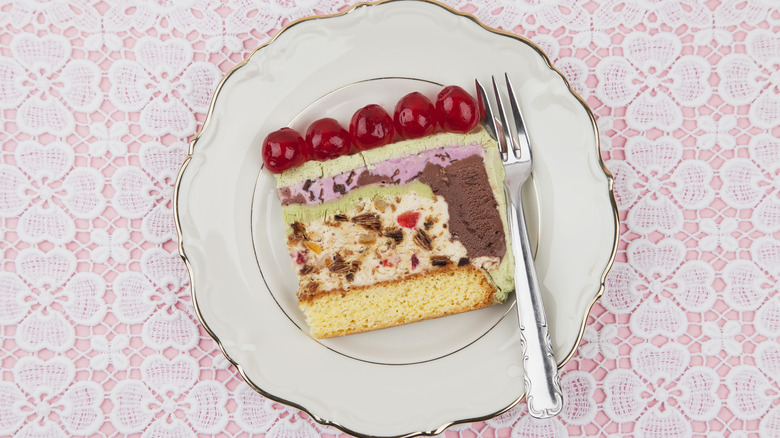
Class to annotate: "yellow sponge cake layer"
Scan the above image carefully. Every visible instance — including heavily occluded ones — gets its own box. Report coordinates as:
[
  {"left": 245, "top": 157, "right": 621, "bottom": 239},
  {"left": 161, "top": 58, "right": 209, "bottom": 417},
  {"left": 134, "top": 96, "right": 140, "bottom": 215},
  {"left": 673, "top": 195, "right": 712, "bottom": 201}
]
[{"left": 299, "top": 264, "right": 496, "bottom": 338}]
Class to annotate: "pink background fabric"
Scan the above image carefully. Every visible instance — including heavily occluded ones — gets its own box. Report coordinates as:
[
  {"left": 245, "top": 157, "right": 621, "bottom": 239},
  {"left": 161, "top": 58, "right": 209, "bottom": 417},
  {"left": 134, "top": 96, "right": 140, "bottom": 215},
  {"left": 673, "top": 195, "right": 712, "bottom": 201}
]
[{"left": 1, "top": 0, "right": 779, "bottom": 437}]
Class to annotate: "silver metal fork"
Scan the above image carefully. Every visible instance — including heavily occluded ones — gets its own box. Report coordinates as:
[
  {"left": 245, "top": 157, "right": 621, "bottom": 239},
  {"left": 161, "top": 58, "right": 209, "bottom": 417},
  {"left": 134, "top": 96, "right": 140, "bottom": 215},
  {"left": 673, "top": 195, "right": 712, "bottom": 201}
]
[{"left": 476, "top": 74, "right": 563, "bottom": 418}]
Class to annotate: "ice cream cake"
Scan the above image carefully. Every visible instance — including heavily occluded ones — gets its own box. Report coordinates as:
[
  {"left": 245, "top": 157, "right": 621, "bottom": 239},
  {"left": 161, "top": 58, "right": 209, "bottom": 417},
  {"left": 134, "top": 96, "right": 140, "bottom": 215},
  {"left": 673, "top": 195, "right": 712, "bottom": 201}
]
[{"left": 262, "top": 86, "right": 514, "bottom": 338}]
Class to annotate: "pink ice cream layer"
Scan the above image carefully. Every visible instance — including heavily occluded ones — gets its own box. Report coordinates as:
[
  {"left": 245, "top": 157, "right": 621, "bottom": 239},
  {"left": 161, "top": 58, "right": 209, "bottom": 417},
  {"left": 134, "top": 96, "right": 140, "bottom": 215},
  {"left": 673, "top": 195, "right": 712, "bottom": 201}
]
[{"left": 278, "top": 143, "right": 484, "bottom": 206}]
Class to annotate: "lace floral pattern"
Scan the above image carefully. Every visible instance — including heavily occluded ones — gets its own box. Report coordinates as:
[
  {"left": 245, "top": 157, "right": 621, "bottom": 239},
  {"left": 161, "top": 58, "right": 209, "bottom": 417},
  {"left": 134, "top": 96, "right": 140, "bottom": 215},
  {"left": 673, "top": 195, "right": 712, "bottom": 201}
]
[{"left": 1, "top": 0, "right": 778, "bottom": 437}]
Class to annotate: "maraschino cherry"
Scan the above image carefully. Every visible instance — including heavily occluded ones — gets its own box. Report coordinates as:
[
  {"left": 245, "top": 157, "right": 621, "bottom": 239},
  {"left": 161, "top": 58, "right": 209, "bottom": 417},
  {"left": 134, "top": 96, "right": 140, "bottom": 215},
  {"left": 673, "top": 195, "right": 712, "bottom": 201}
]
[
  {"left": 306, "top": 118, "right": 352, "bottom": 161},
  {"left": 394, "top": 92, "right": 438, "bottom": 139},
  {"left": 436, "top": 85, "right": 480, "bottom": 133},
  {"left": 350, "top": 104, "right": 395, "bottom": 150},
  {"left": 261, "top": 127, "right": 307, "bottom": 174}
]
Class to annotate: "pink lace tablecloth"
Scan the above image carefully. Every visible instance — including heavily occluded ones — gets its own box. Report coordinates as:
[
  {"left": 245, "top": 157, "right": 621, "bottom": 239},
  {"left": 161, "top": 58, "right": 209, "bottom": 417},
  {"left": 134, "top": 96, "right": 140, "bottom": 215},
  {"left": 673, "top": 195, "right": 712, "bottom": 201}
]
[{"left": 2, "top": 0, "right": 779, "bottom": 436}]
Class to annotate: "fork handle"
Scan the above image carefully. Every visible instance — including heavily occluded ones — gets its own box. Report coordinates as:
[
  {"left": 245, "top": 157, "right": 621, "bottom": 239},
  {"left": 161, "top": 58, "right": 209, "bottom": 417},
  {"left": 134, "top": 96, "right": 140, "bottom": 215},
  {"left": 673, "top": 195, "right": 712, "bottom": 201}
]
[{"left": 506, "top": 187, "right": 563, "bottom": 418}]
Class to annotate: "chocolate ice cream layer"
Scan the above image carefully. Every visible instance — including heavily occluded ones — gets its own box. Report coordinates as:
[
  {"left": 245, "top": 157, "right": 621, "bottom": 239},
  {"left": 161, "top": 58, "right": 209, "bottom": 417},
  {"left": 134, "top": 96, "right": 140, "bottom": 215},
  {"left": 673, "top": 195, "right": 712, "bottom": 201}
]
[{"left": 418, "top": 155, "right": 506, "bottom": 259}]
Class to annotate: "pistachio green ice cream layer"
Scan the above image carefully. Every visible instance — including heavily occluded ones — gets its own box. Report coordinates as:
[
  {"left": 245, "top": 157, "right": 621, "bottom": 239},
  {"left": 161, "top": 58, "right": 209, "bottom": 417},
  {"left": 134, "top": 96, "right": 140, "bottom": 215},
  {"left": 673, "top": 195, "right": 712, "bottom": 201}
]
[{"left": 281, "top": 182, "right": 433, "bottom": 224}]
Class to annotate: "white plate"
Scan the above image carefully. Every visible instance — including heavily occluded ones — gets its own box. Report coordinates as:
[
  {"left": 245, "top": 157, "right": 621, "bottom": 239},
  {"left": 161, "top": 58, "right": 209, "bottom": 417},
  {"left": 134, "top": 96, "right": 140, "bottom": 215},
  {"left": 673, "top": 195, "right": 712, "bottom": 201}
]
[
  {"left": 174, "top": 1, "right": 618, "bottom": 436},
  {"left": 255, "top": 77, "right": 519, "bottom": 366}
]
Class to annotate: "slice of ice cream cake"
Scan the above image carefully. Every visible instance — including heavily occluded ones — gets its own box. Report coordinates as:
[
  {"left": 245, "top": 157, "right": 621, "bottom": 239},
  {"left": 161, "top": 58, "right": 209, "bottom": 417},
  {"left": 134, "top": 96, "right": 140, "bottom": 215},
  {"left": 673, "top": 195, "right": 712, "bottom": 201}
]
[{"left": 264, "top": 87, "right": 514, "bottom": 338}]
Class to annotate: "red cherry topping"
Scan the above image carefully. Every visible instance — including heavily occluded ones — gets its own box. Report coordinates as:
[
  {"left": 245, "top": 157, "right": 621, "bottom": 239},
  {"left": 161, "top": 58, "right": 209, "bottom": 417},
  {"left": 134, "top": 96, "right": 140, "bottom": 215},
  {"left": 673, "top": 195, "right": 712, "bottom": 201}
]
[
  {"left": 394, "top": 92, "right": 438, "bottom": 139},
  {"left": 306, "top": 118, "right": 352, "bottom": 161},
  {"left": 436, "top": 85, "right": 480, "bottom": 133},
  {"left": 350, "top": 104, "right": 395, "bottom": 151},
  {"left": 397, "top": 211, "right": 420, "bottom": 229},
  {"left": 262, "top": 127, "right": 307, "bottom": 174}
]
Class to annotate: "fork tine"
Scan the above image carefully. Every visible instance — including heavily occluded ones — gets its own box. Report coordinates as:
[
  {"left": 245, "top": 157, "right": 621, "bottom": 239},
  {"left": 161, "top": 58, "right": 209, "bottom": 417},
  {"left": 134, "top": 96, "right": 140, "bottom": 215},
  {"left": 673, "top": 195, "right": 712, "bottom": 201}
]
[
  {"left": 476, "top": 78, "right": 507, "bottom": 161},
  {"left": 504, "top": 73, "right": 531, "bottom": 161},
  {"left": 492, "top": 76, "right": 516, "bottom": 158}
]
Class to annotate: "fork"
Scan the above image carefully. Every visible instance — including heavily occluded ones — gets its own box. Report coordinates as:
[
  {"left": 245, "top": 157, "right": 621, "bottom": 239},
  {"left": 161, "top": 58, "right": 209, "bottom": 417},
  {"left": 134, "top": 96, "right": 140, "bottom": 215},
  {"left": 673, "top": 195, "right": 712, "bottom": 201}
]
[{"left": 476, "top": 74, "right": 563, "bottom": 418}]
